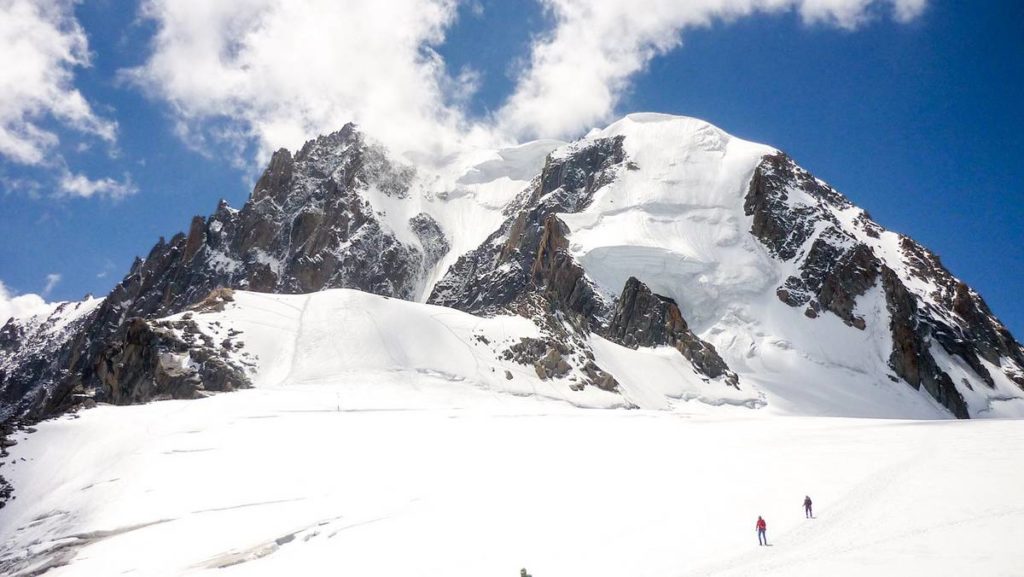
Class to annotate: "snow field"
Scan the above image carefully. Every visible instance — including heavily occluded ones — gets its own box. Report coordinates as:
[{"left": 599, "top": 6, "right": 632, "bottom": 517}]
[
  {"left": 2, "top": 390, "right": 1023, "bottom": 577},
  {"left": 2, "top": 288, "right": 1023, "bottom": 576},
  {"left": 181, "top": 289, "right": 625, "bottom": 407}
]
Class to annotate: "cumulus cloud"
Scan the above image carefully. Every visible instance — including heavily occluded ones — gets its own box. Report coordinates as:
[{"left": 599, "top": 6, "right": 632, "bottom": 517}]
[
  {"left": 497, "top": 0, "right": 929, "bottom": 140},
  {"left": 127, "top": 0, "right": 495, "bottom": 166},
  {"left": 0, "top": 0, "right": 117, "bottom": 165},
  {"left": 58, "top": 170, "right": 137, "bottom": 200},
  {"left": 0, "top": 280, "right": 53, "bottom": 327},
  {"left": 127, "top": 0, "right": 927, "bottom": 164}
]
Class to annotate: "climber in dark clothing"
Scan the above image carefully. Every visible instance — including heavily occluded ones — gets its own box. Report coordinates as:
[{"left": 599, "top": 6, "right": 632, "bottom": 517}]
[
  {"left": 756, "top": 516, "right": 767, "bottom": 545},
  {"left": 804, "top": 495, "right": 813, "bottom": 518}
]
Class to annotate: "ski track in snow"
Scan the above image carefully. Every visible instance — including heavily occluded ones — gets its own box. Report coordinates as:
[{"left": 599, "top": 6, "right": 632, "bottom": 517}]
[{"left": 682, "top": 440, "right": 931, "bottom": 576}]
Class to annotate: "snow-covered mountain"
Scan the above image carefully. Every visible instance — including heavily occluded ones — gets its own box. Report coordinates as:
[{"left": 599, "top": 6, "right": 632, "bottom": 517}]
[
  {"left": 430, "top": 113, "right": 1024, "bottom": 418},
  {"left": 3, "top": 113, "right": 1024, "bottom": 577},
  {"left": 0, "top": 125, "right": 558, "bottom": 421},
  {"left": 2, "top": 113, "right": 1023, "bottom": 426}
]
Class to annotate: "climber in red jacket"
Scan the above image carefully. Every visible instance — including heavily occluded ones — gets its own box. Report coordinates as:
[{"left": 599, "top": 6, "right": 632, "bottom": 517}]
[{"left": 756, "top": 516, "right": 768, "bottom": 546}]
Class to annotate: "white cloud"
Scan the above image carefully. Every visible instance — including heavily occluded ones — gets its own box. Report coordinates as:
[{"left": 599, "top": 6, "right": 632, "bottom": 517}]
[
  {"left": 797, "top": 0, "right": 925, "bottom": 27},
  {"left": 496, "top": 0, "right": 929, "bottom": 140},
  {"left": 0, "top": 280, "right": 53, "bottom": 327},
  {"left": 0, "top": 0, "right": 117, "bottom": 165},
  {"left": 127, "top": 0, "right": 496, "bottom": 166},
  {"left": 886, "top": 0, "right": 927, "bottom": 22},
  {"left": 96, "top": 259, "right": 116, "bottom": 279},
  {"left": 58, "top": 170, "right": 137, "bottom": 200},
  {"left": 43, "top": 273, "right": 62, "bottom": 296},
  {"left": 127, "top": 0, "right": 927, "bottom": 166}
]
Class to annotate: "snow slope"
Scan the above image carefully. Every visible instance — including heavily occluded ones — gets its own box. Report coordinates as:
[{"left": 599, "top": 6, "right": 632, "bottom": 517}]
[
  {"left": 166, "top": 289, "right": 761, "bottom": 412},
  {"left": 2, "top": 383, "right": 1022, "bottom": 577},
  {"left": 153, "top": 289, "right": 949, "bottom": 417},
  {"left": 1, "top": 221, "right": 1021, "bottom": 576},
  {"left": 368, "top": 139, "right": 562, "bottom": 301},
  {"left": 560, "top": 113, "right": 777, "bottom": 329}
]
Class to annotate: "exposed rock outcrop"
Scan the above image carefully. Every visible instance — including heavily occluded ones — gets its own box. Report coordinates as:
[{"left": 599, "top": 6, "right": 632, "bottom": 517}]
[
  {"left": 745, "top": 151, "right": 848, "bottom": 261},
  {"left": 410, "top": 213, "right": 450, "bottom": 272},
  {"left": 95, "top": 315, "right": 251, "bottom": 405},
  {"left": 776, "top": 231, "right": 880, "bottom": 330},
  {"left": 746, "top": 151, "right": 1024, "bottom": 416},
  {"left": 881, "top": 267, "right": 969, "bottom": 417},
  {"left": 0, "top": 299, "right": 100, "bottom": 421},
  {"left": 747, "top": 152, "right": 880, "bottom": 329},
  {"left": 530, "top": 215, "right": 609, "bottom": 326},
  {"left": 608, "top": 277, "right": 738, "bottom": 387},
  {"left": 429, "top": 136, "right": 626, "bottom": 316}
]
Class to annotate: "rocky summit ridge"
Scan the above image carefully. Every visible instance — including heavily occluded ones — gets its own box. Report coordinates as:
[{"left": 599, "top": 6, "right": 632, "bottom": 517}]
[{"left": 2, "top": 113, "right": 1023, "bottom": 432}]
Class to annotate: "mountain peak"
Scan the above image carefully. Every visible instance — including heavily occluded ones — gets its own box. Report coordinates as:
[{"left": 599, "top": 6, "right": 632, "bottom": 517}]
[
  {"left": 584, "top": 112, "right": 774, "bottom": 157},
  {"left": 2, "top": 113, "right": 1023, "bottom": 425}
]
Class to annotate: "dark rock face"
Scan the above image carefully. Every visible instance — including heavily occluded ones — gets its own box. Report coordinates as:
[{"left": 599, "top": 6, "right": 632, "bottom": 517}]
[
  {"left": 776, "top": 231, "right": 880, "bottom": 330},
  {"left": 98, "top": 124, "right": 432, "bottom": 324},
  {"left": 897, "top": 238, "right": 1024, "bottom": 380},
  {"left": 745, "top": 152, "right": 851, "bottom": 261},
  {"left": 746, "top": 151, "right": 1024, "bottom": 416},
  {"left": 608, "top": 277, "right": 738, "bottom": 387},
  {"left": 530, "top": 215, "right": 609, "bottom": 325},
  {"left": 251, "top": 148, "right": 295, "bottom": 203},
  {"left": 881, "top": 267, "right": 969, "bottom": 418},
  {"left": 429, "top": 136, "right": 626, "bottom": 316},
  {"left": 0, "top": 300, "right": 98, "bottom": 421},
  {"left": 1, "top": 124, "right": 446, "bottom": 421},
  {"left": 0, "top": 417, "right": 28, "bottom": 510},
  {"left": 95, "top": 315, "right": 251, "bottom": 405},
  {"left": 95, "top": 315, "right": 250, "bottom": 405},
  {"left": 499, "top": 317, "right": 620, "bottom": 393},
  {"left": 409, "top": 213, "right": 450, "bottom": 272},
  {"left": 747, "top": 152, "right": 880, "bottom": 330},
  {"left": 504, "top": 337, "right": 572, "bottom": 381}
]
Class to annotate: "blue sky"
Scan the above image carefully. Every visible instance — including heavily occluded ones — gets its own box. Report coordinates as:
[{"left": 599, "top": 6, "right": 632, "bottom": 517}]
[{"left": 1, "top": 0, "right": 1021, "bottom": 336}]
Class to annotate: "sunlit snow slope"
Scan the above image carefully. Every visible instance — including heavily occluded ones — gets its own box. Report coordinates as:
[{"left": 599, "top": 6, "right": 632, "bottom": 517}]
[
  {"left": 144, "top": 289, "right": 945, "bottom": 417},
  {"left": 169, "top": 290, "right": 760, "bottom": 411},
  {"left": 2, "top": 377, "right": 1022, "bottom": 577}
]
